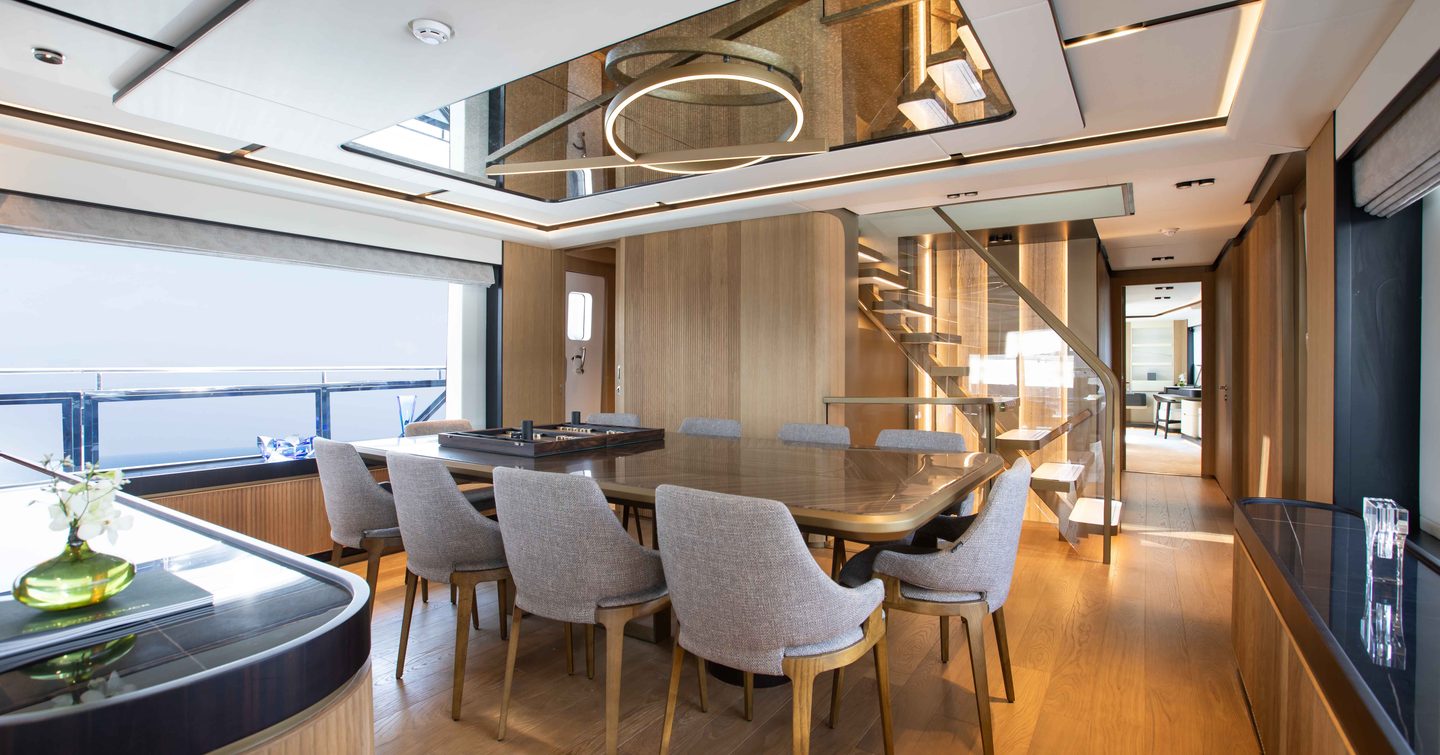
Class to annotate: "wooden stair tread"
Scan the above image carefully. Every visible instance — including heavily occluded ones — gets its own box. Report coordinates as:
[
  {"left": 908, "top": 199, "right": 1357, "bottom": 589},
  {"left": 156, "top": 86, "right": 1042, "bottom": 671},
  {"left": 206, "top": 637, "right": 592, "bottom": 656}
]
[
  {"left": 899, "top": 331, "right": 963, "bottom": 344},
  {"left": 1071, "top": 497, "right": 1123, "bottom": 527},
  {"left": 872, "top": 299, "right": 936, "bottom": 316},
  {"left": 1031, "top": 462, "right": 1087, "bottom": 493},
  {"left": 858, "top": 264, "right": 905, "bottom": 289},
  {"left": 930, "top": 366, "right": 969, "bottom": 377},
  {"left": 997, "top": 428, "right": 1050, "bottom": 441}
]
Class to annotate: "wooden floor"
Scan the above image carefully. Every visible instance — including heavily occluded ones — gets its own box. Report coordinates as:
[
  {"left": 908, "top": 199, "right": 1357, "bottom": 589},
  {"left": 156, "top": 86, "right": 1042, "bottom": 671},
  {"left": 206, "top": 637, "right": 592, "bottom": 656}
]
[
  {"left": 1124, "top": 426, "right": 1202, "bottom": 476},
  {"left": 348, "top": 471, "right": 1259, "bottom": 754}
]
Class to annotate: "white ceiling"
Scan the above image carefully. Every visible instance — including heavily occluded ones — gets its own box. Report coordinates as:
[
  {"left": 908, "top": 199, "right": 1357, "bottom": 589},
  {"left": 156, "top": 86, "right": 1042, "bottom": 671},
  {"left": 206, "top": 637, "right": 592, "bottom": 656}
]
[
  {"left": 0, "top": 0, "right": 1418, "bottom": 268},
  {"left": 1126, "top": 281, "right": 1202, "bottom": 317}
]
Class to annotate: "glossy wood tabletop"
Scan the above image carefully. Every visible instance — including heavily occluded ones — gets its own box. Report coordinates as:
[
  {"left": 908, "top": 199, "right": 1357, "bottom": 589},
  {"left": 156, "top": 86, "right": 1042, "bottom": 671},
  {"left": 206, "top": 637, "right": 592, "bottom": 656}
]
[{"left": 351, "top": 434, "right": 1005, "bottom": 542}]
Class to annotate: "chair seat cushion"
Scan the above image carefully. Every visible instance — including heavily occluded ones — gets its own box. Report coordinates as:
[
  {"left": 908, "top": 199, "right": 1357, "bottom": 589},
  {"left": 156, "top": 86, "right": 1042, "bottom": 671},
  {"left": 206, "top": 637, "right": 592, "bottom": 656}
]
[
  {"left": 785, "top": 626, "right": 863, "bottom": 658},
  {"left": 899, "top": 583, "right": 983, "bottom": 603},
  {"left": 463, "top": 486, "right": 496, "bottom": 507},
  {"left": 597, "top": 581, "right": 669, "bottom": 609},
  {"left": 454, "top": 556, "right": 508, "bottom": 573},
  {"left": 360, "top": 526, "right": 402, "bottom": 540}
]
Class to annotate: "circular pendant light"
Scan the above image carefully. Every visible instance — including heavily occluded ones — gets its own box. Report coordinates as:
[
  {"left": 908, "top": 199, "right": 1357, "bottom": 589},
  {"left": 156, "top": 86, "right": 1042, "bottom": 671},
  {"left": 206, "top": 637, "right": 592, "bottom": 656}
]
[{"left": 603, "top": 60, "right": 805, "bottom": 175}]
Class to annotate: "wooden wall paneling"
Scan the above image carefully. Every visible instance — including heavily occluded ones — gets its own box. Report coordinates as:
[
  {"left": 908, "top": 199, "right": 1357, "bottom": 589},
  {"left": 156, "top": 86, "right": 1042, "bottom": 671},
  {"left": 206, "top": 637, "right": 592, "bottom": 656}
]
[
  {"left": 1214, "top": 243, "right": 1243, "bottom": 499},
  {"left": 1242, "top": 197, "right": 1299, "bottom": 498},
  {"left": 501, "top": 242, "right": 567, "bottom": 426},
  {"left": 1303, "top": 117, "right": 1337, "bottom": 503},
  {"left": 1232, "top": 546, "right": 1353, "bottom": 755},
  {"left": 150, "top": 476, "right": 334, "bottom": 556}
]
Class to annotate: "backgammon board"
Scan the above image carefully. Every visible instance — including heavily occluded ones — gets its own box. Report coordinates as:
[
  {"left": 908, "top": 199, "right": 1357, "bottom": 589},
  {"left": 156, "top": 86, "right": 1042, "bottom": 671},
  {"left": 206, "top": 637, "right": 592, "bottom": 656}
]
[{"left": 437, "top": 421, "right": 664, "bottom": 457}]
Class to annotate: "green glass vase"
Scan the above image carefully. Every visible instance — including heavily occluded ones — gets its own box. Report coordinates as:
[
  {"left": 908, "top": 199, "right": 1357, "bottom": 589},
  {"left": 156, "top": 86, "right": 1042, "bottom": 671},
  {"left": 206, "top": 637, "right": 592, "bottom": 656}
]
[{"left": 12, "top": 528, "right": 135, "bottom": 611}]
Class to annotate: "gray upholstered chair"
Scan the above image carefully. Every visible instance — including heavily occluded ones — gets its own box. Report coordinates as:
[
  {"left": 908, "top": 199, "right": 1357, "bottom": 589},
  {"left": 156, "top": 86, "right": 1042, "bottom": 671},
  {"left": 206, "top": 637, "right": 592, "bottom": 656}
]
[
  {"left": 825, "top": 429, "right": 977, "bottom": 577},
  {"left": 586, "top": 412, "right": 641, "bottom": 427},
  {"left": 314, "top": 437, "right": 409, "bottom": 612},
  {"left": 491, "top": 468, "right": 672, "bottom": 754},
  {"left": 654, "top": 485, "right": 893, "bottom": 755},
  {"left": 777, "top": 422, "right": 852, "bottom": 446},
  {"left": 386, "top": 451, "right": 510, "bottom": 721},
  {"left": 677, "top": 416, "right": 741, "bottom": 438},
  {"left": 403, "top": 418, "right": 474, "bottom": 437},
  {"left": 873, "top": 457, "right": 1032, "bottom": 755}
]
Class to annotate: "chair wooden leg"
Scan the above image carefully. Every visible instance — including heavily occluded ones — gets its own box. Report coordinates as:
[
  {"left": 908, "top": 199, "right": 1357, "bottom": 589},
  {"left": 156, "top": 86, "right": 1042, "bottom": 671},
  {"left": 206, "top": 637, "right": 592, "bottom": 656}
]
[
  {"left": 421, "top": 578, "right": 429, "bottom": 604},
  {"left": 649, "top": 513, "right": 659, "bottom": 550},
  {"left": 450, "top": 583, "right": 457, "bottom": 605},
  {"left": 962, "top": 606, "right": 995, "bottom": 755},
  {"left": 497, "top": 603, "right": 523, "bottom": 740},
  {"left": 362, "top": 539, "right": 384, "bottom": 613},
  {"left": 828, "top": 667, "right": 843, "bottom": 728},
  {"left": 695, "top": 656, "right": 709, "bottom": 713},
  {"left": 601, "top": 618, "right": 627, "bottom": 755},
  {"left": 789, "top": 666, "right": 817, "bottom": 755},
  {"left": 874, "top": 632, "right": 894, "bottom": 755},
  {"left": 743, "top": 672, "right": 754, "bottom": 721},
  {"left": 470, "top": 587, "right": 480, "bottom": 630},
  {"left": 330, "top": 542, "right": 343, "bottom": 565},
  {"left": 940, "top": 615, "right": 950, "bottom": 663},
  {"left": 659, "top": 640, "right": 685, "bottom": 755},
  {"left": 496, "top": 579, "right": 508, "bottom": 640},
  {"left": 830, "top": 540, "right": 843, "bottom": 579},
  {"left": 396, "top": 570, "right": 418, "bottom": 679},
  {"left": 564, "top": 623, "right": 575, "bottom": 675},
  {"left": 993, "top": 607, "right": 1015, "bottom": 703},
  {"left": 452, "top": 578, "right": 475, "bottom": 720},
  {"left": 585, "top": 624, "right": 596, "bottom": 680}
]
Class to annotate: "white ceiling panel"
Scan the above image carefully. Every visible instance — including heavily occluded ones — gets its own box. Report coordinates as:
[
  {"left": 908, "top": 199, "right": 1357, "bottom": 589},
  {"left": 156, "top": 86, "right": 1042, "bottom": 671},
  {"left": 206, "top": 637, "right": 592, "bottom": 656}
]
[
  {"left": 0, "top": 3, "right": 166, "bottom": 95},
  {"left": 938, "top": 185, "right": 1132, "bottom": 230},
  {"left": 116, "top": 0, "right": 729, "bottom": 133},
  {"left": 1126, "top": 281, "right": 1202, "bottom": 316},
  {"left": 1050, "top": 0, "right": 1224, "bottom": 40},
  {"left": 33, "top": 0, "right": 235, "bottom": 46},
  {"left": 1064, "top": 8, "right": 1239, "bottom": 134}
]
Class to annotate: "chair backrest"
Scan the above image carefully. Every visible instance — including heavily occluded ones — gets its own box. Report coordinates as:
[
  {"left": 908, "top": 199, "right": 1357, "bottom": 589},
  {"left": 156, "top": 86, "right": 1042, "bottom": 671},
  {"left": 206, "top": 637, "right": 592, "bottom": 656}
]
[
  {"left": 587, "top": 412, "right": 641, "bottom": 427},
  {"left": 876, "top": 429, "right": 973, "bottom": 515},
  {"left": 403, "top": 418, "right": 474, "bottom": 437},
  {"left": 678, "top": 417, "right": 741, "bottom": 438},
  {"left": 655, "top": 484, "right": 881, "bottom": 675},
  {"left": 879, "top": 458, "right": 1031, "bottom": 609},
  {"left": 875, "top": 428, "right": 967, "bottom": 453},
  {"left": 491, "top": 467, "right": 662, "bottom": 624},
  {"left": 385, "top": 452, "right": 505, "bottom": 582},
  {"left": 313, "top": 437, "right": 396, "bottom": 547},
  {"left": 777, "top": 422, "right": 851, "bottom": 446}
]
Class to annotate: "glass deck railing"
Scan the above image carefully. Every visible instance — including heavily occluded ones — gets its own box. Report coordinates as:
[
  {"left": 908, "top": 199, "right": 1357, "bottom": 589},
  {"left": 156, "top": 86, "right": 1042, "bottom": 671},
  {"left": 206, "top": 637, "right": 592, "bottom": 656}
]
[
  {"left": 0, "top": 367, "right": 446, "bottom": 484},
  {"left": 854, "top": 206, "right": 1122, "bottom": 563}
]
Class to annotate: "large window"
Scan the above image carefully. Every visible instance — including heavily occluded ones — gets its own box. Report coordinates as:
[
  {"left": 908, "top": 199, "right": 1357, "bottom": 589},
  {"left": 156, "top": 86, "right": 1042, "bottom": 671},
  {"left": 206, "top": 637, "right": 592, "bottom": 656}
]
[{"left": 0, "top": 234, "right": 450, "bottom": 482}]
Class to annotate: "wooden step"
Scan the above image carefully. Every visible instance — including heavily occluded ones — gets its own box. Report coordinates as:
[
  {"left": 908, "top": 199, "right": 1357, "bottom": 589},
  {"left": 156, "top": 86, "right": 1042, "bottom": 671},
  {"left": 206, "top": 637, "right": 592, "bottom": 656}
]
[
  {"left": 899, "top": 331, "right": 962, "bottom": 345},
  {"left": 1031, "top": 462, "right": 1087, "bottom": 494},
  {"left": 996, "top": 427, "right": 1051, "bottom": 452},
  {"left": 872, "top": 298, "right": 936, "bottom": 317},
  {"left": 929, "top": 365, "right": 969, "bottom": 377},
  {"left": 858, "top": 264, "right": 906, "bottom": 289},
  {"left": 1071, "top": 496, "right": 1123, "bottom": 531},
  {"left": 856, "top": 244, "right": 883, "bottom": 263}
]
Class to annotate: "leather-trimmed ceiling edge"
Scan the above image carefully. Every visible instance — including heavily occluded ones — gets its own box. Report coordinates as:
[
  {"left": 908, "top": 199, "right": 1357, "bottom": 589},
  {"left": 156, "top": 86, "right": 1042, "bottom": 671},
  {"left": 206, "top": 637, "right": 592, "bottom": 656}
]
[{"left": 0, "top": 102, "right": 1226, "bottom": 236}]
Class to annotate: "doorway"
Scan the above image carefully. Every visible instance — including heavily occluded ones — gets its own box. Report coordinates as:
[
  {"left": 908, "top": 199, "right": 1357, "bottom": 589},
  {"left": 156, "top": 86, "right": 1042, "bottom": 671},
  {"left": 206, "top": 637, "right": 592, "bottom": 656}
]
[
  {"left": 563, "top": 248, "right": 616, "bottom": 420},
  {"left": 1122, "top": 281, "right": 1203, "bottom": 475}
]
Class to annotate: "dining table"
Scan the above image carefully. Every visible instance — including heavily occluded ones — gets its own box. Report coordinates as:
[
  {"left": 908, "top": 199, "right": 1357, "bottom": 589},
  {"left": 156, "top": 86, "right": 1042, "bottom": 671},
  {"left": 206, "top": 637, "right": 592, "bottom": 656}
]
[{"left": 350, "top": 432, "right": 1005, "bottom": 544}]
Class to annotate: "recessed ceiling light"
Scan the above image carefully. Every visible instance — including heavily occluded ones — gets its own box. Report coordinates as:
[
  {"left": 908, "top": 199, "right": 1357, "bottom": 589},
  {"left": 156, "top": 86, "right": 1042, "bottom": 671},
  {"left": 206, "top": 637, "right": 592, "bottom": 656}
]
[
  {"left": 1150, "top": 255, "right": 1176, "bottom": 262},
  {"left": 409, "top": 18, "right": 453, "bottom": 45},
  {"left": 31, "top": 47, "right": 64, "bottom": 65},
  {"left": 946, "top": 191, "right": 979, "bottom": 199},
  {"left": 1175, "top": 178, "right": 1215, "bottom": 190},
  {"left": 1064, "top": 25, "right": 1144, "bottom": 49},
  {"left": 1160, "top": 227, "right": 1179, "bottom": 236}
]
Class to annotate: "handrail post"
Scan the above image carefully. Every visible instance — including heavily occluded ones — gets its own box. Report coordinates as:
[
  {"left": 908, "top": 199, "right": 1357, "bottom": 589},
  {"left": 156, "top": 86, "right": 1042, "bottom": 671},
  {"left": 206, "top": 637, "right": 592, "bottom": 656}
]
[{"left": 932, "top": 208, "right": 1123, "bottom": 564}]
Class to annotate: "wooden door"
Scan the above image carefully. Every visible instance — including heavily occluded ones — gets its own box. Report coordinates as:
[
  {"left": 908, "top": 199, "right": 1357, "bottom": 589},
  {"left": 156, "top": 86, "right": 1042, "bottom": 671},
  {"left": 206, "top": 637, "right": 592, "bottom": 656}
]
[{"left": 1213, "top": 244, "right": 1241, "bottom": 499}]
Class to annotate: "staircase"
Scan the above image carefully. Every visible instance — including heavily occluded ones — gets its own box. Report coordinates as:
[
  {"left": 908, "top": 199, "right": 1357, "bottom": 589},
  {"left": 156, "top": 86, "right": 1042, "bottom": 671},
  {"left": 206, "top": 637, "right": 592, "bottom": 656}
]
[{"left": 855, "top": 232, "right": 1122, "bottom": 561}]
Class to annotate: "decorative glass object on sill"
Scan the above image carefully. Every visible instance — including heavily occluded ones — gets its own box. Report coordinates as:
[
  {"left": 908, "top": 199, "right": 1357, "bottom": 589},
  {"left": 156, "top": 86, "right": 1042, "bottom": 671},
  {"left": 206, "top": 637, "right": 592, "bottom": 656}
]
[
  {"left": 12, "top": 457, "right": 135, "bottom": 611},
  {"left": 397, "top": 394, "right": 417, "bottom": 437},
  {"left": 257, "top": 435, "right": 315, "bottom": 463},
  {"left": 1361, "top": 496, "right": 1409, "bottom": 669}
]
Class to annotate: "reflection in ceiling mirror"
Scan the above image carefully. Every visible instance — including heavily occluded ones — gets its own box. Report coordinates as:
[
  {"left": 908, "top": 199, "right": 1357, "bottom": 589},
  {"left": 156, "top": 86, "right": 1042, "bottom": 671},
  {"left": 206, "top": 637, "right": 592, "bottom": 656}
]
[{"left": 344, "top": 0, "right": 1012, "bottom": 202}]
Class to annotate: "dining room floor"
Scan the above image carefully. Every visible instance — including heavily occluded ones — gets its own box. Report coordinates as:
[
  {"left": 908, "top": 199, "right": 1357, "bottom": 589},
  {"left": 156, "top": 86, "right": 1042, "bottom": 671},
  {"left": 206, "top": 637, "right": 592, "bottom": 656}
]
[{"left": 347, "top": 471, "right": 1259, "bottom": 754}]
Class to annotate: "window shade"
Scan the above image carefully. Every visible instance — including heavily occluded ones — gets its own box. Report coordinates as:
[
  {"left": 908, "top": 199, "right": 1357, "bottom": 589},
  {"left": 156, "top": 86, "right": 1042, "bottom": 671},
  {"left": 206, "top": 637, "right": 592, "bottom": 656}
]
[
  {"left": 0, "top": 191, "right": 496, "bottom": 286},
  {"left": 1354, "top": 78, "right": 1440, "bottom": 218}
]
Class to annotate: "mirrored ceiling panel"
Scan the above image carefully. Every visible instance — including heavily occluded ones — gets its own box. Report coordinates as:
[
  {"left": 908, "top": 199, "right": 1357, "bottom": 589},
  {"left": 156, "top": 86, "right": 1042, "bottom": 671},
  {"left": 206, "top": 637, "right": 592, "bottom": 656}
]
[{"left": 345, "top": 0, "right": 1012, "bottom": 202}]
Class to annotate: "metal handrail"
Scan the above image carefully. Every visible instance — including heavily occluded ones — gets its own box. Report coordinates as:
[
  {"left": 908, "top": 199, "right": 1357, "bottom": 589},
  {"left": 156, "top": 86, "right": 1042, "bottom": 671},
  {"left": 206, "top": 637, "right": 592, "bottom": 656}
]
[{"left": 933, "top": 208, "right": 1124, "bottom": 564}]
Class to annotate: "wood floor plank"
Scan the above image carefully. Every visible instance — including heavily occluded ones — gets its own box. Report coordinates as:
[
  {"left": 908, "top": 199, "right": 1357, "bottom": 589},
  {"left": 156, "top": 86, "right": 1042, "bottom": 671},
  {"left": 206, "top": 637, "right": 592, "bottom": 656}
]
[{"left": 348, "top": 471, "right": 1260, "bottom": 754}]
